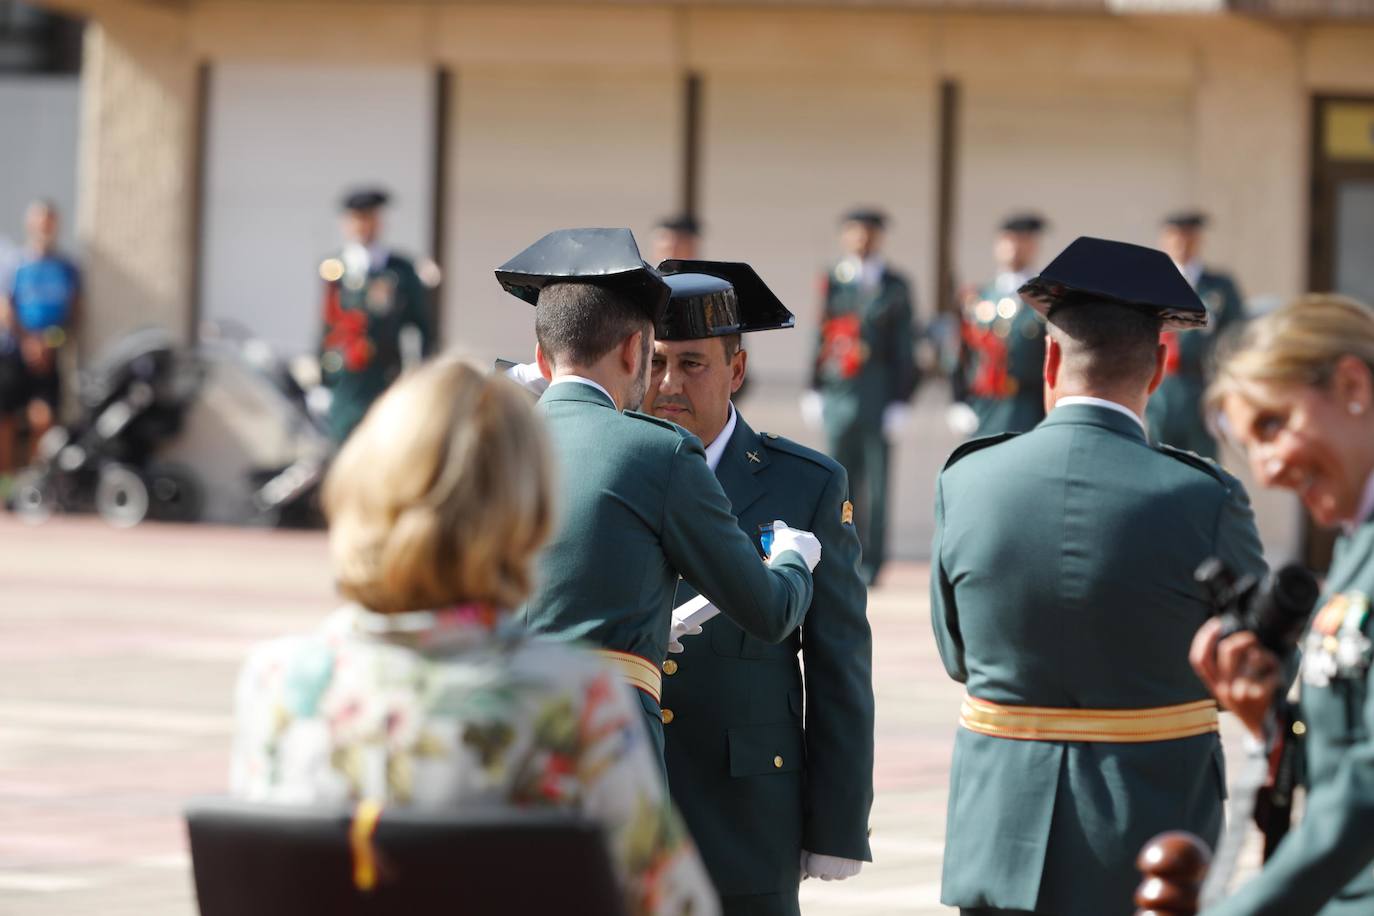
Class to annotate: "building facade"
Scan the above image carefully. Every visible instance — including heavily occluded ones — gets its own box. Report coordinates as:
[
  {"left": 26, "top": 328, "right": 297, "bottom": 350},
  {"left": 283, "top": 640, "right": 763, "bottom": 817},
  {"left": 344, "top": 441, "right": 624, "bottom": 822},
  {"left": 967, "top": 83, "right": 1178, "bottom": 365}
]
[{"left": 30, "top": 0, "right": 1374, "bottom": 386}]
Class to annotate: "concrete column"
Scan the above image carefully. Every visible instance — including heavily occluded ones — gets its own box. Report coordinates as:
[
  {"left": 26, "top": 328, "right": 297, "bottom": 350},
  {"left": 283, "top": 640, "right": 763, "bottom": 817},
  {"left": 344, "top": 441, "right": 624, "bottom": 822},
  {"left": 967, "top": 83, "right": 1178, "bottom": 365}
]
[
  {"left": 75, "top": 1, "right": 198, "bottom": 357},
  {"left": 1188, "top": 18, "right": 1307, "bottom": 304}
]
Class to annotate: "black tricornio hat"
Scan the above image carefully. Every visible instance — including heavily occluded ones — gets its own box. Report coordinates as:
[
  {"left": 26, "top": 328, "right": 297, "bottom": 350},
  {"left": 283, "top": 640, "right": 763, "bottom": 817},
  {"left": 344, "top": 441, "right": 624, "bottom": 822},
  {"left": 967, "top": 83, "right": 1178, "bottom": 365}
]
[
  {"left": 655, "top": 260, "right": 795, "bottom": 341},
  {"left": 1018, "top": 236, "right": 1208, "bottom": 330},
  {"left": 840, "top": 207, "right": 887, "bottom": 229},
  {"left": 1000, "top": 212, "right": 1047, "bottom": 234},
  {"left": 495, "top": 228, "right": 671, "bottom": 322},
  {"left": 1163, "top": 210, "right": 1208, "bottom": 230},
  {"left": 341, "top": 187, "right": 390, "bottom": 212},
  {"left": 656, "top": 214, "right": 702, "bottom": 235}
]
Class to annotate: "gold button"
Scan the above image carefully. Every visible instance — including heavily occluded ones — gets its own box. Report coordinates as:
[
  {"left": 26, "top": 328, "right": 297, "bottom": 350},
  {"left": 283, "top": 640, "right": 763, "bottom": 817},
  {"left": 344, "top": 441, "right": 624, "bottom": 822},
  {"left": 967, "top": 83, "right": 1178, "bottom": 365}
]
[
  {"left": 1293, "top": 720, "right": 1307, "bottom": 736},
  {"left": 773, "top": 755, "right": 783, "bottom": 768},
  {"left": 661, "top": 708, "right": 674, "bottom": 725},
  {"left": 662, "top": 659, "right": 678, "bottom": 676}
]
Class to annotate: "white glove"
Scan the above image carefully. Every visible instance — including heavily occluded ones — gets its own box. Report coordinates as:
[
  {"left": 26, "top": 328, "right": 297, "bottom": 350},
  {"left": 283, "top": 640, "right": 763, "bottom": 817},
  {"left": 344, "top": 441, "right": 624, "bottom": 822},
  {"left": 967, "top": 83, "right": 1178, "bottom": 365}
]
[
  {"left": 945, "top": 401, "right": 979, "bottom": 437},
  {"left": 800, "top": 851, "right": 864, "bottom": 881},
  {"left": 767, "top": 520, "right": 822, "bottom": 572},
  {"left": 799, "top": 390, "right": 825, "bottom": 431},
  {"left": 503, "top": 361, "right": 549, "bottom": 397},
  {"left": 666, "top": 619, "right": 703, "bottom": 654},
  {"left": 881, "top": 402, "right": 911, "bottom": 439}
]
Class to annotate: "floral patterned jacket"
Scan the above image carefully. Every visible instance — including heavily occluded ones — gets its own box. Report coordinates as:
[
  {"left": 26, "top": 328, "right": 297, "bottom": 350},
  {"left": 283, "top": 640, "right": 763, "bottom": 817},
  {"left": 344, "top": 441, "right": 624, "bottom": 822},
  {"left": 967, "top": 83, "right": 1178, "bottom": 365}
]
[{"left": 231, "top": 604, "right": 719, "bottom": 916}]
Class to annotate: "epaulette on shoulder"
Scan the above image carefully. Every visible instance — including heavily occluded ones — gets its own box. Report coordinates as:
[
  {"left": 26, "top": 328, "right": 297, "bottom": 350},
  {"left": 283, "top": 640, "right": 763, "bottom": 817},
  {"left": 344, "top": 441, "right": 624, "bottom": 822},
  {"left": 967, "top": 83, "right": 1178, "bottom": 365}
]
[
  {"left": 757, "top": 431, "right": 837, "bottom": 472},
  {"left": 943, "top": 432, "right": 1019, "bottom": 470},
  {"left": 624, "top": 409, "right": 688, "bottom": 436},
  {"left": 1155, "top": 443, "right": 1235, "bottom": 488}
]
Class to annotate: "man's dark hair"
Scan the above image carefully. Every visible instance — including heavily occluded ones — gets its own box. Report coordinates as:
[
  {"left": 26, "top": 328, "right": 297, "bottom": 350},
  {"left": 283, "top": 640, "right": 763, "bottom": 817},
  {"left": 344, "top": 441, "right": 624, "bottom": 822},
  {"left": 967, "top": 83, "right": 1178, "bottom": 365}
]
[
  {"left": 1047, "top": 302, "right": 1162, "bottom": 392},
  {"left": 534, "top": 282, "right": 651, "bottom": 368},
  {"left": 720, "top": 333, "right": 743, "bottom": 361}
]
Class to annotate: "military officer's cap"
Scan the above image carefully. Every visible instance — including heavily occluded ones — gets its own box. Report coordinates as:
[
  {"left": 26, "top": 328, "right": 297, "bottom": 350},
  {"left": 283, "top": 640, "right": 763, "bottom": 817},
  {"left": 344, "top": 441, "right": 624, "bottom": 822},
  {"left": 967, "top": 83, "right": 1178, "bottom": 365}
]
[
  {"left": 341, "top": 187, "right": 391, "bottom": 212},
  {"left": 654, "top": 259, "right": 795, "bottom": 341},
  {"left": 1001, "top": 212, "right": 1047, "bottom": 234},
  {"left": 1018, "top": 236, "right": 1208, "bottom": 330},
  {"left": 1163, "top": 210, "right": 1209, "bottom": 230},
  {"left": 657, "top": 213, "right": 702, "bottom": 235},
  {"left": 495, "top": 227, "right": 671, "bottom": 322},
  {"left": 841, "top": 207, "right": 888, "bottom": 229}
]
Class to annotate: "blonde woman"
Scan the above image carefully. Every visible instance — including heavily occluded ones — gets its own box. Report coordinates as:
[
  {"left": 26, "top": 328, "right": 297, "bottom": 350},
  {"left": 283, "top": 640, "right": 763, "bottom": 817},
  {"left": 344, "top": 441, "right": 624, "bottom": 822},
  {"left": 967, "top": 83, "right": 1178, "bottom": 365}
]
[
  {"left": 230, "top": 356, "right": 719, "bottom": 916},
  {"left": 1192, "top": 295, "right": 1374, "bottom": 915}
]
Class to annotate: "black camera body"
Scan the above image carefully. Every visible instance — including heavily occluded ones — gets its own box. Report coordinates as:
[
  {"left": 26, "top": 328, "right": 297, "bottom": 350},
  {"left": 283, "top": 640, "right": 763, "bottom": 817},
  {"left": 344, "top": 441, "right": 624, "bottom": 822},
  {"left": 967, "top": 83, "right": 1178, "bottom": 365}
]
[{"left": 1194, "top": 558, "right": 1320, "bottom": 657}]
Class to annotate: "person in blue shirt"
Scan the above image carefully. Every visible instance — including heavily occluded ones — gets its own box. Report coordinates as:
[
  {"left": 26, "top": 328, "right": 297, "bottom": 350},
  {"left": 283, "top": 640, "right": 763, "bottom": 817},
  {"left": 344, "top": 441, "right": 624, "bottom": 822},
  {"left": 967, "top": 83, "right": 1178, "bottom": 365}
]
[{"left": 1, "top": 200, "right": 80, "bottom": 472}]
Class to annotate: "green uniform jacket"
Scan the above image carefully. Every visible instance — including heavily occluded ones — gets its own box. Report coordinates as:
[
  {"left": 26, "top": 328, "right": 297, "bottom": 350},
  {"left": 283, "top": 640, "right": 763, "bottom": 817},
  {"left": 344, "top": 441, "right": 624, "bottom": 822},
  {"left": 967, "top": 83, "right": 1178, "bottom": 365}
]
[
  {"left": 1146, "top": 269, "right": 1244, "bottom": 460},
  {"left": 932, "top": 403, "right": 1266, "bottom": 915},
  {"left": 319, "top": 252, "right": 435, "bottom": 443},
  {"left": 1207, "top": 517, "right": 1374, "bottom": 916},
  {"left": 811, "top": 264, "right": 918, "bottom": 438},
  {"left": 960, "top": 281, "right": 1046, "bottom": 437},
  {"left": 662, "top": 413, "right": 873, "bottom": 911},
  {"left": 524, "top": 382, "right": 815, "bottom": 753}
]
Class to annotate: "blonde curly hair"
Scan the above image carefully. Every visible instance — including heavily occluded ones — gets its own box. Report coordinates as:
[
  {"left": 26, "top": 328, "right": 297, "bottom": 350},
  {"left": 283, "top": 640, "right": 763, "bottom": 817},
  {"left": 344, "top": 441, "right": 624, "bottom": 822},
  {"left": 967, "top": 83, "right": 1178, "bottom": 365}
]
[{"left": 323, "top": 356, "right": 554, "bottom": 614}]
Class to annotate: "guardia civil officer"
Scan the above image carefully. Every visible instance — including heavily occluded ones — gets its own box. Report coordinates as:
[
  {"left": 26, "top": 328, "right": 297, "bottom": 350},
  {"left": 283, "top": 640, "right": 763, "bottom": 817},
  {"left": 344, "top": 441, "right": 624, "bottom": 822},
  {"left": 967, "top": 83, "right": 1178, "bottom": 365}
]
[
  {"left": 931, "top": 237, "right": 1267, "bottom": 916},
  {"left": 317, "top": 188, "right": 435, "bottom": 443},
  {"left": 1194, "top": 294, "right": 1374, "bottom": 915},
  {"left": 957, "top": 213, "right": 1048, "bottom": 436},
  {"left": 644, "top": 260, "right": 873, "bottom": 916},
  {"left": 805, "top": 208, "right": 919, "bottom": 585},
  {"left": 496, "top": 228, "right": 822, "bottom": 758},
  {"left": 1146, "top": 211, "right": 1246, "bottom": 459}
]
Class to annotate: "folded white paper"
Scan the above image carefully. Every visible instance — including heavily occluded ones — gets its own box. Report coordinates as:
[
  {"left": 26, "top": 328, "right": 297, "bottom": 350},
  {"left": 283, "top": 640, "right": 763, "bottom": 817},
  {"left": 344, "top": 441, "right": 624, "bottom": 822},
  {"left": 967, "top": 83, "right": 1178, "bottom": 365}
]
[{"left": 671, "top": 593, "right": 720, "bottom": 629}]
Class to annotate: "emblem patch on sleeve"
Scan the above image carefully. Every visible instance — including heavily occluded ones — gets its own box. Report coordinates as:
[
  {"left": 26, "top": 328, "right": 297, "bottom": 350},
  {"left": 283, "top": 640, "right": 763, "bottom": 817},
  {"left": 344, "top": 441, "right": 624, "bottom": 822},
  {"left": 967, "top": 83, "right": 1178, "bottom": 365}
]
[{"left": 841, "top": 500, "right": 854, "bottom": 525}]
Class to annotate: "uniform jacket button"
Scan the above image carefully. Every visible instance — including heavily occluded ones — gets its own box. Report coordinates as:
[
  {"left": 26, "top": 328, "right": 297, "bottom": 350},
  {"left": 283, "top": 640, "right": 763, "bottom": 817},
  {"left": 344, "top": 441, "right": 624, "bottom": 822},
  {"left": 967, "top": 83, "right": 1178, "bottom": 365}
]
[
  {"left": 662, "top": 659, "right": 678, "bottom": 675},
  {"left": 661, "top": 708, "right": 675, "bottom": 724}
]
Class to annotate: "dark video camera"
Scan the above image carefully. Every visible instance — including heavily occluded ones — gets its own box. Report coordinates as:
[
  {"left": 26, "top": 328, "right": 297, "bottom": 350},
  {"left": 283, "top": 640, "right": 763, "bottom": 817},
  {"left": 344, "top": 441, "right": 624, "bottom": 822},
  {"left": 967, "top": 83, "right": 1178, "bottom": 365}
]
[{"left": 1195, "top": 558, "right": 1320, "bottom": 656}]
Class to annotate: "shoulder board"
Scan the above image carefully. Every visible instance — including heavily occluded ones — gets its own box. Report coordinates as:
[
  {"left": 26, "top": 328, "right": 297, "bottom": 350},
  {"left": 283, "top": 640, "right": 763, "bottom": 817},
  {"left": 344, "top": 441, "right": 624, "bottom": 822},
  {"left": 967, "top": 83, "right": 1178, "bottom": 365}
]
[
  {"left": 1155, "top": 443, "right": 1234, "bottom": 488},
  {"left": 943, "top": 432, "right": 1019, "bottom": 470},
  {"left": 757, "top": 432, "right": 839, "bottom": 472},
  {"left": 623, "top": 409, "right": 688, "bottom": 436}
]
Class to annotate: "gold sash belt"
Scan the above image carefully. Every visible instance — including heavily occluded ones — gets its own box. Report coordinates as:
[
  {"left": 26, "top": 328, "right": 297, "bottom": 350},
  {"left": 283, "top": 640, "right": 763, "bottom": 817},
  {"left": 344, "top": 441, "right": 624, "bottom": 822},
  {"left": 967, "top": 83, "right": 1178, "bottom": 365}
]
[
  {"left": 594, "top": 649, "right": 662, "bottom": 704},
  {"left": 959, "top": 694, "right": 1219, "bottom": 743}
]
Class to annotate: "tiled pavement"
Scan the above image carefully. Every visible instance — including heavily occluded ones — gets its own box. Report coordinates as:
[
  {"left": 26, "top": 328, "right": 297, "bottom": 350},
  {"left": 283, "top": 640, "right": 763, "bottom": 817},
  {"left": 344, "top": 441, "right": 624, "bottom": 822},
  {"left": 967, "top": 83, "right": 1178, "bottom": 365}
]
[{"left": 0, "top": 515, "right": 1260, "bottom": 915}]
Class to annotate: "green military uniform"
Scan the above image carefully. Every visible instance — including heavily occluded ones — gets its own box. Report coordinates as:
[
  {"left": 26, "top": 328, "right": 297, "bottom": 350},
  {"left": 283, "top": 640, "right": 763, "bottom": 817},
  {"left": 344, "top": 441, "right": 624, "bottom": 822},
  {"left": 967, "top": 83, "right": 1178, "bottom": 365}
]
[
  {"left": 812, "top": 259, "right": 917, "bottom": 584},
  {"left": 318, "top": 251, "right": 433, "bottom": 443},
  {"left": 933, "top": 403, "right": 1266, "bottom": 915},
  {"left": 959, "top": 276, "right": 1046, "bottom": 436},
  {"left": 1206, "top": 515, "right": 1374, "bottom": 916},
  {"left": 1146, "top": 268, "right": 1244, "bottom": 460},
  {"left": 526, "top": 383, "right": 815, "bottom": 755},
  {"left": 663, "top": 412, "right": 873, "bottom": 916}
]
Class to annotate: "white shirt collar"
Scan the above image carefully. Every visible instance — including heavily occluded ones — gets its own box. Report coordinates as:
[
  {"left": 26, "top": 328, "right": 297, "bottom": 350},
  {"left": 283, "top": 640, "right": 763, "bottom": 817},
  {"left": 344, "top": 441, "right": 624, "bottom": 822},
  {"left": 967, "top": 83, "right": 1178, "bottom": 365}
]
[
  {"left": 1343, "top": 470, "right": 1374, "bottom": 535},
  {"left": 702, "top": 402, "right": 738, "bottom": 472},
  {"left": 342, "top": 242, "right": 388, "bottom": 277},
  {"left": 1054, "top": 395, "right": 1146, "bottom": 432},
  {"left": 548, "top": 375, "right": 616, "bottom": 408}
]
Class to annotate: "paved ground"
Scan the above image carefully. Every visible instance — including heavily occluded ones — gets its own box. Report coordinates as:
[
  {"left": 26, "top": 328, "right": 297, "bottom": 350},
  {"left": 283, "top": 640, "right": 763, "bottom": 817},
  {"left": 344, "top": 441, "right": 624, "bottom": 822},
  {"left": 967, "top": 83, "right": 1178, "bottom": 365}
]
[{"left": 0, "top": 514, "right": 1262, "bottom": 915}]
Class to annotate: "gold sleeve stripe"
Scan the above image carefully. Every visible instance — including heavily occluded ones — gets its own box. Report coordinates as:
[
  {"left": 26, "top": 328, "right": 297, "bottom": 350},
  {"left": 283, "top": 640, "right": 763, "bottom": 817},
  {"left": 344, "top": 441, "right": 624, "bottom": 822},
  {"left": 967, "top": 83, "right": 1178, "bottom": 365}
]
[{"left": 593, "top": 648, "right": 663, "bottom": 704}]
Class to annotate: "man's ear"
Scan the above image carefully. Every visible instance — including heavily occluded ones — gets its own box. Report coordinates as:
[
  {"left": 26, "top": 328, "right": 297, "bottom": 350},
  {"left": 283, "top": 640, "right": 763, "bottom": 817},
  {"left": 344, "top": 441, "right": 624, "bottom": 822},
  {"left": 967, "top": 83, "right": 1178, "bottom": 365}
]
[
  {"left": 1146, "top": 341, "right": 1168, "bottom": 396},
  {"left": 620, "top": 330, "right": 644, "bottom": 376},
  {"left": 534, "top": 343, "right": 554, "bottom": 382},
  {"left": 730, "top": 346, "right": 748, "bottom": 396},
  {"left": 1043, "top": 336, "right": 1061, "bottom": 414}
]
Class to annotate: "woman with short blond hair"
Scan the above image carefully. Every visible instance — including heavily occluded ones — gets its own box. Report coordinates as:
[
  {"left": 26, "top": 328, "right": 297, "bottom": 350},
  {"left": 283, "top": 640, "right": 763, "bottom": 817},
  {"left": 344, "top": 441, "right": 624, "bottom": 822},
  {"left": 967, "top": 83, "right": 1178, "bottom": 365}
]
[
  {"left": 1193, "top": 294, "right": 1374, "bottom": 915},
  {"left": 231, "top": 356, "right": 719, "bottom": 916}
]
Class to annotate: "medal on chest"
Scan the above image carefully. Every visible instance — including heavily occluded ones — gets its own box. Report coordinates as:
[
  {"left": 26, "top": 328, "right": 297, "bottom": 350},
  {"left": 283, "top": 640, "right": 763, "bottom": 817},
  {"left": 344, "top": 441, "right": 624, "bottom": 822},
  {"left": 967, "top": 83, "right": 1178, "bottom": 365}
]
[{"left": 1303, "top": 590, "right": 1373, "bottom": 687}]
